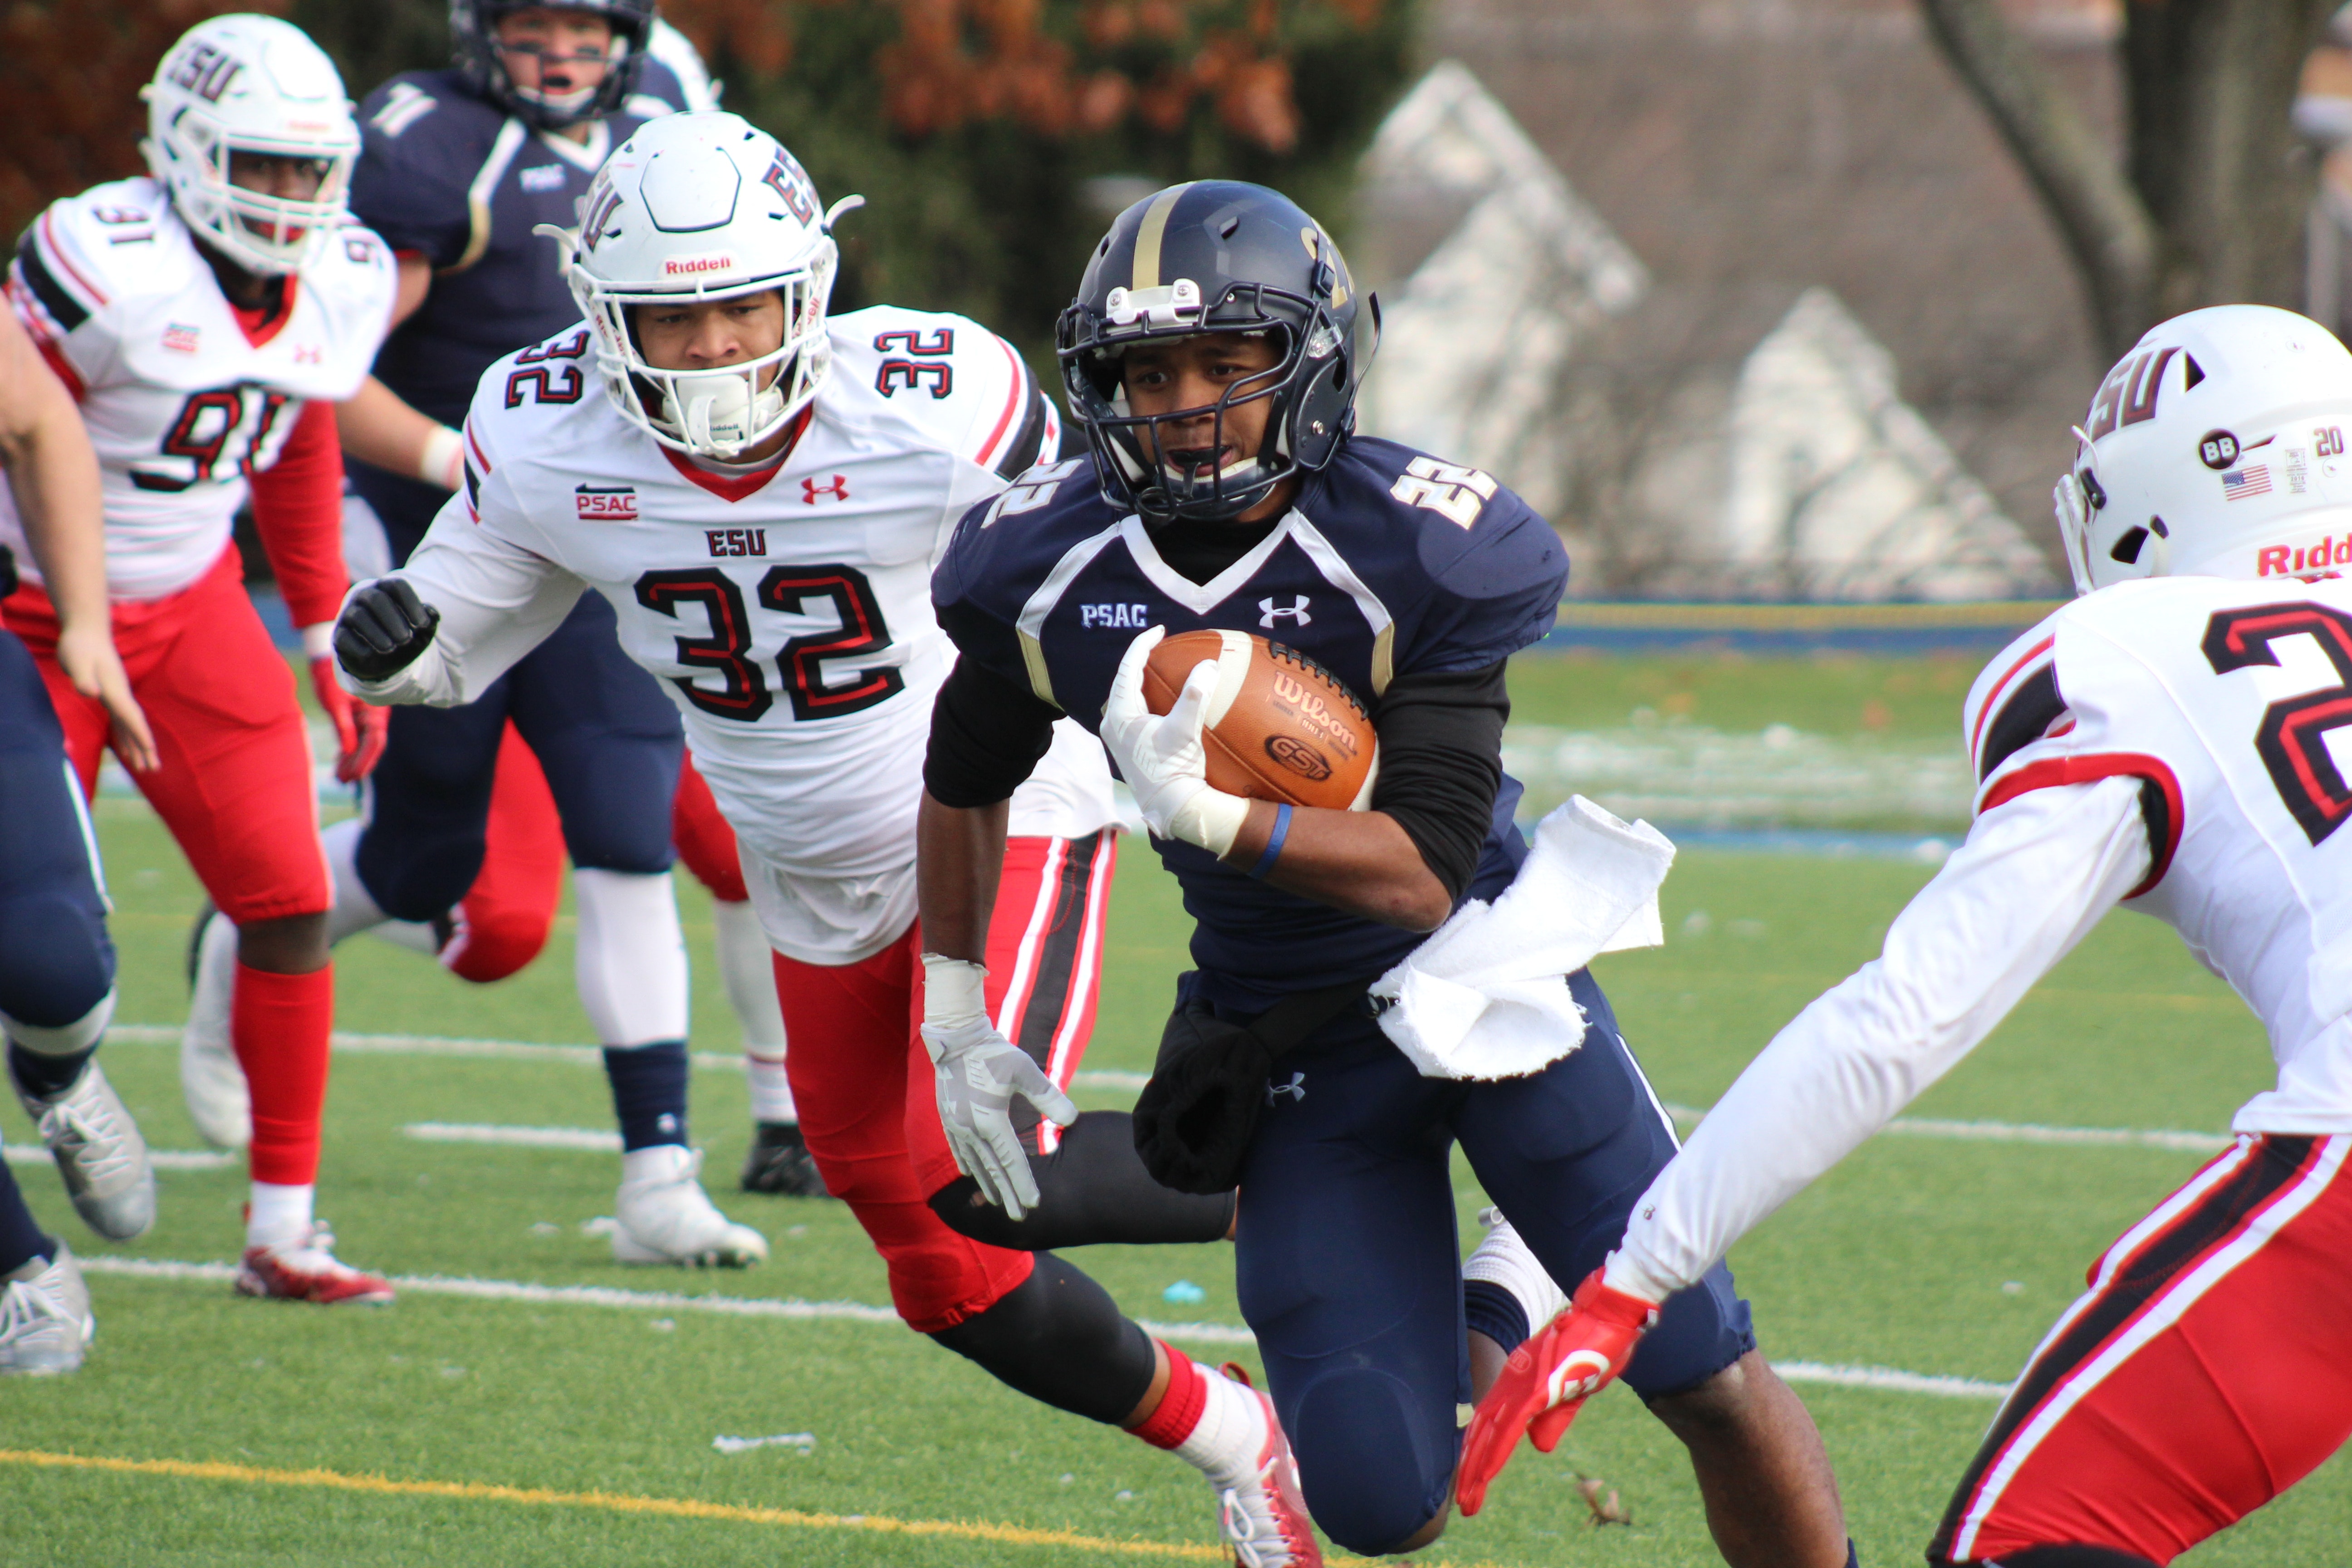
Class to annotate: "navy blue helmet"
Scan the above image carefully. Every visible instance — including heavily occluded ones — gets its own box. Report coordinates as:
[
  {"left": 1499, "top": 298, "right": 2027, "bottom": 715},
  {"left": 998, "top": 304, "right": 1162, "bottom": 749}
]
[
  {"left": 450, "top": 0, "right": 655, "bottom": 129},
  {"left": 1056, "top": 181, "right": 1372, "bottom": 524}
]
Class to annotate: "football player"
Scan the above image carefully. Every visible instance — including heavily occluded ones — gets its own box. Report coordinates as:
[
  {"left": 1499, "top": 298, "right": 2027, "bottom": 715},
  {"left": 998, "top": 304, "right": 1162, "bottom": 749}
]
[
  {"left": 3, "top": 15, "right": 395, "bottom": 1303},
  {"left": 1458, "top": 303, "right": 2352, "bottom": 1568},
  {"left": 182, "top": 0, "right": 802, "bottom": 1257},
  {"left": 325, "top": 112, "right": 1458, "bottom": 1566},
  {"left": 918, "top": 181, "right": 1854, "bottom": 1562},
  {"left": 0, "top": 297, "right": 159, "bottom": 1372}
]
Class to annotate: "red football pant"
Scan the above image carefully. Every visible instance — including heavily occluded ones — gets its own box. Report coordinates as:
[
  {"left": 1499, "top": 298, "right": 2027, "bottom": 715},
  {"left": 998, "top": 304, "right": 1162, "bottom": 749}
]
[
  {"left": 769, "top": 832, "right": 1116, "bottom": 1333},
  {"left": 4, "top": 544, "right": 336, "bottom": 1187},
  {"left": 437, "top": 743, "right": 745, "bottom": 983},
  {"left": 1934, "top": 1134, "right": 2352, "bottom": 1565}
]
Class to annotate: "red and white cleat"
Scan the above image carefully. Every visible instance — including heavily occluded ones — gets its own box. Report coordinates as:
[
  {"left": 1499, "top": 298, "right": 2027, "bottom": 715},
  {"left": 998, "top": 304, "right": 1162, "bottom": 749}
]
[
  {"left": 235, "top": 1224, "right": 395, "bottom": 1306},
  {"left": 1213, "top": 1364, "right": 1322, "bottom": 1568}
]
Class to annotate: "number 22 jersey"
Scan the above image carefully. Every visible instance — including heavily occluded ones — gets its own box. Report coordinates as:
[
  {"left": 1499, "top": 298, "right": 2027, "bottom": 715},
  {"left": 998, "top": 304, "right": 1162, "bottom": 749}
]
[{"left": 350, "top": 305, "right": 1117, "bottom": 962}]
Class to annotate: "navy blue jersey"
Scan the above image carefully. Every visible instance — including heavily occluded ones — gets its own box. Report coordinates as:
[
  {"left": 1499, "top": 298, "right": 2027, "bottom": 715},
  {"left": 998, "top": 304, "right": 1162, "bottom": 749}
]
[
  {"left": 935, "top": 438, "right": 1567, "bottom": 1009},
  {"left": 348, "top": 65, "right": 696, "bottom": 426}
]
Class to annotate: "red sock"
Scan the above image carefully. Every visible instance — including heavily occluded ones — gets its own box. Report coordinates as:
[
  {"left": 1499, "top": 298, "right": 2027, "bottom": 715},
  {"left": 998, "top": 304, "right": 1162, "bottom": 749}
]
[
  {"left": 1127, "top": 1342, "right": 1208, "bottom": 1448},
  {"left": 233, "top": 962, "right": 333, "bottom": 1187}
]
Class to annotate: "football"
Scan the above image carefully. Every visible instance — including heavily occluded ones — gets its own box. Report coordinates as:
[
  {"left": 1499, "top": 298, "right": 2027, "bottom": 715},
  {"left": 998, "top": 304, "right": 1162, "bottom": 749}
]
[{"left": 1141, "top": 629, "right": 1380, "bottom": 810}]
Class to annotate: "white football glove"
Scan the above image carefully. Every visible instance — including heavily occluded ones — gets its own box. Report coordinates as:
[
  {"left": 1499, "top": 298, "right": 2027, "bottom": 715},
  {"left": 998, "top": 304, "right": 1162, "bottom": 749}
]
[
  {"left": 1099, "top": 626, "right": 1250, "bottom": 858},
  {"left": 920, "top": 955, "right": 1077, "bottom": 1220}
]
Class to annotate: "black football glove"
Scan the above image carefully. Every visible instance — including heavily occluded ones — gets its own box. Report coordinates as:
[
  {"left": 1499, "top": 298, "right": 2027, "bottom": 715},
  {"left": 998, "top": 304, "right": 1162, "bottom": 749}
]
[{"left": 334, "top": 578, "right": 441, "bottom": 682}]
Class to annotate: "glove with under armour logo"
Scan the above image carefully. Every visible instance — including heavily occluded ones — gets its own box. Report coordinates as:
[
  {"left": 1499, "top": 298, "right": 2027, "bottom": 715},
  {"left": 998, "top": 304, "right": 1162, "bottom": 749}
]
[
  {"left": 1098, "top": 626, "right": 1249, "bottom": 857},
  {"left": 921, "top": 955, "right": 1076, "bottom": 1221},
  {"left": 334, "top": 578, "right": 441, "bottom": 683},
  {"left": 1455, "top": 1267, "right": 1660, "bottom": 1515}
]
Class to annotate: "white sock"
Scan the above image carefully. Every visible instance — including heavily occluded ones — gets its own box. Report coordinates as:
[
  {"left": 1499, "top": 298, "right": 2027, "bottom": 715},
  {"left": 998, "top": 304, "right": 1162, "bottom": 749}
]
[
  {"left": 247, "top": 1181, "right": 315, "bottom": 1250},
  {"left": 572, "top": 868, "right": 689, "bottom": 1046},
  {"left": 322, "top": 818, "right": 389, "bottom": 946},
  {"left": 1174, "top": 1364, "right": 1268, "bottom": 1486},
  {"left": 711, "top": 898, "right": 787, "bottom": 1054},
  {"left": 1464, "top": 1207, "right": 1567, "bottom": 1328},
  {"left": 748, "top": 1057, "right": 797, "bottom": 1125}
]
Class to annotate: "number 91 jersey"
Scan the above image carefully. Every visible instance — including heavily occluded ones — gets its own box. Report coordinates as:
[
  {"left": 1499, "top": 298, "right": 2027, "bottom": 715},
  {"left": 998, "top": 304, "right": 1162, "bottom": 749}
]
[
  {"left": 1965, "top": 573, "right": 2352, "bottom": 1132},
  {"left": 2, "top": 177, "right": 394, "bottom": 600},
  {"left": 396, "top": 304, "right": 1102, "bottom": 923}
]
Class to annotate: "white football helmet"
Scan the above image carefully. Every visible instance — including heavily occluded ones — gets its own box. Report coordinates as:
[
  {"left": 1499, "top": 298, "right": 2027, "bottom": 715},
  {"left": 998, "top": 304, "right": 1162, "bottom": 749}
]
[
  {"left": 2057, "top": 304, "right": 2352, "bottom": 594},
  {"left": 541, "top": 112, "right": 861, "bottom": 461},
  {"left": 141, "top": 15, "right": 360, "bottom": 277}
]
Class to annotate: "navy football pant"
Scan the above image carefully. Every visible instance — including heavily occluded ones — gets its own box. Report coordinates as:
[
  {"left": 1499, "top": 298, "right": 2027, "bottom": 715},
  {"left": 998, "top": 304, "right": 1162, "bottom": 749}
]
[
  {"left": 355, "top": 591, "right": 682, "bottom": 922},
  {"left": 1231, "top": 969, "right": 1754, "bottom": 1554},
  {"left": 0, "top": 627, "right": 114, "bottom": 1035}
]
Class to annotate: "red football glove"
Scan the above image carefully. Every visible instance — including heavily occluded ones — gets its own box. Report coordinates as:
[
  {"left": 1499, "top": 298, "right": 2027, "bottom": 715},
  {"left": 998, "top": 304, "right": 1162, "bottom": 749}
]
[
  {"left": 1455, "top": 1268, "right": 1660, "bottom": 1516},
  {"left": 311, "top": 656, "right": 388, "bottom": 783}
]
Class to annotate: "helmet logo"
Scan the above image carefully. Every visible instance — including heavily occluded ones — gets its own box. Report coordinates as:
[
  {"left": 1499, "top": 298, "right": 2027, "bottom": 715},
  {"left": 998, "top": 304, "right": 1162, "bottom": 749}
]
[
  {"left": 2199, "top": 431, "right": 2241, "bottom": 470},
  {"left": 761, "top": 151, "right": 818, "bottom": 225},
  {"left": 168, "top": 42, "right": 241, "bottom": 104},
  {"left": 2086, "top": 346, "right": 2178, "bottom": 441},
  {"left": 579, "top": 184, "right": 624, "bottom": 250}
]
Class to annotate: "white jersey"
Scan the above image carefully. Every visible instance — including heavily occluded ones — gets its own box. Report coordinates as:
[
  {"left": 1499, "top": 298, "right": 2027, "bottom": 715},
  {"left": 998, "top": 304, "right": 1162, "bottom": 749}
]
[
  {"left": 349, "top": 305, "right": 1117, "bottom": 963},
  {"left": 1610, "top": 573, "right": 2352, "bottom": 1302},
  {"left": 1, "top": 177, "right": 395, "bottom": 602}
]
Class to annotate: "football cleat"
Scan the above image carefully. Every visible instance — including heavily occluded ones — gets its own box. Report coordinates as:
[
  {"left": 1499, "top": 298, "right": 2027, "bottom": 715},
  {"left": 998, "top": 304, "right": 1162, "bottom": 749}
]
[
  {"left": 0, "top": 1245, "right": 95, "bottom": 1375},
  {"left": 740, "top": 1121, "right": 830, "bottom": 1197},
  {"left": 10, "top": 1062, "right": 156, "bottom": 1240},
  {"left": 613, "top": 1145, "right": 770, "bottom": 1266},
  {"left": 181, "top": 906, "right": 251, "bottom": 1149},
  {"left": 235, "top": 1223, "right": 395, "bottom": 1306},
  {"left": 1212, "top": 1363, "right": 1322, "bottom": 1568}
]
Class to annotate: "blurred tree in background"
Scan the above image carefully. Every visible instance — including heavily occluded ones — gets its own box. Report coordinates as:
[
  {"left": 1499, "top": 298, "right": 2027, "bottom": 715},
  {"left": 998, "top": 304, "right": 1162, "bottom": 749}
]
[{"left": 2, "top": 0, "right": 1409, "bottom": 371}]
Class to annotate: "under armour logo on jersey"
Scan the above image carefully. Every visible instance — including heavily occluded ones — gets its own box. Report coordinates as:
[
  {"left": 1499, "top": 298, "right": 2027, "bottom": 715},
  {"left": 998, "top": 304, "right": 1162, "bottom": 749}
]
[
  {"left": 293, "top": 344, "right": 322, "bottom": 365},
  {"left": 803, "top": 475, "right": 849, "bottom": 504},
  {"left": 1259, "top": 595, "right": 1312, "bottom": 628},
  {"left": 1265, "top": 1072, "right": 1306, "bottom": 1105}
]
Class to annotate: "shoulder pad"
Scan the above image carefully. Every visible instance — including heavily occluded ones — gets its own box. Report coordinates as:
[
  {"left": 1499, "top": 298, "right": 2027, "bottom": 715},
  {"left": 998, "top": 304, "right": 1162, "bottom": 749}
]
[
  {"left": 829, "top": 306, "right": 1057, "bottom": 477},
  {"left": 358, "top": 75, "right": 446, "bottom": 140},
  {"left": 20, "top": 183, "right": 191, "bottom": 328},
  {"left": 462, "top": 324, "right": 599, "bottom": 471},
  {"left": 1962, "top": 606, "right": 2072, "bottom": 784}
]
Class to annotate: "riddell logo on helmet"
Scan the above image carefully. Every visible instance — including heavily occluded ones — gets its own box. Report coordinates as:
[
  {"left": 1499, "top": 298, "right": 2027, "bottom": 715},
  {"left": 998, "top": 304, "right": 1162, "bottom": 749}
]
[
  {"left": 2258, "top": 538, "right": 2352, "bottom": 576},
  {"left": 663, "top": 255, "right": 736, "bottom": 276}
]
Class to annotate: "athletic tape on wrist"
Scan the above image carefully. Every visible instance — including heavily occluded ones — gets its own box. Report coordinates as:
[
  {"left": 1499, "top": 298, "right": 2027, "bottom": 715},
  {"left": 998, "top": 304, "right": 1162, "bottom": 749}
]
[
  {"left": 1248, "top": 804, "right": 1293, "bottom": 878},
  {"left": 418, "top": 425, "right": 466, "bottom": 491}
]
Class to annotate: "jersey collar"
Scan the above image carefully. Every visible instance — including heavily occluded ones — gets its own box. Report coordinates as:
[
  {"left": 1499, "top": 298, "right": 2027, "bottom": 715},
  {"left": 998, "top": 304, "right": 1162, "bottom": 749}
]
[
  {"left": 1119, "top": 510, "right": 1298, "bottom": 616},
  {"left": 655, "top": 405, "right": 814, "bottom": 502},
  {"left": 537, "top": 120, "right": 609, "bottom": 171}
]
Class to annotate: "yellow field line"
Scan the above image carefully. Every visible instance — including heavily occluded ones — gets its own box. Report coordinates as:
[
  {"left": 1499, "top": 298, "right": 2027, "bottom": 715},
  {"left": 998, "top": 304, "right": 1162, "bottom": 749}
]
[{"left": 0, "top": 1449, "right": 1515, "bottom": 1566}]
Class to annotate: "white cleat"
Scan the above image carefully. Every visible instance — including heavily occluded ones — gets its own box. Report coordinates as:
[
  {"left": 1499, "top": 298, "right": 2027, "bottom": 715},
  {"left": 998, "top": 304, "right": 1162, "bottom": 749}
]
[
  {"left": 0, "top": 1244, "right": 95, "bottom": 1375},
  {"left": 612, "top": 1145, "right": 769, "bottom": 1268},
  {"left": 1212, "top": 1364, "right": 1323, "bottom": 1568},
  {"left": 11, "top": 1062, "right": 156, "bottom": 1240},
  {"left": 181, "top": 907, "right": 251, "bottom": 1149}
]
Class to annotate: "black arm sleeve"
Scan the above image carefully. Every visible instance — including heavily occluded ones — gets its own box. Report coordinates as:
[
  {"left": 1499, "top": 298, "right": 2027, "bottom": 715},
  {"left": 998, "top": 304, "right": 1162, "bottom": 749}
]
[
  {"left": 1369, "top": 659, "right": 1511, "bottom": 902},
  {"left": 924, "top": 655, "right": 1062, "bottom": 808}
]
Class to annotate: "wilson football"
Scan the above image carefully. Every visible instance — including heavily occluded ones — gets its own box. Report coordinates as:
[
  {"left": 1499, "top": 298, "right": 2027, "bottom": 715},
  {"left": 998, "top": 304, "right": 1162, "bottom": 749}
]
[{"left": 1141, "top": 629, "right": 1379, "bottom": 810}]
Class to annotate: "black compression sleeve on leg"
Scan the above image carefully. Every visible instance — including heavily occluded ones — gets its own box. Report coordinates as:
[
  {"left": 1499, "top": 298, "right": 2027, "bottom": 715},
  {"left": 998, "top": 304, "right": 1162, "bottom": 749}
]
[
  {"left": 1965, "top": 1551, "right": 2158, "bottom": 1568},
  {"left": 927, "top": 1251, "right": 1159, "bottom": 1424},
  {"left": 928, "top": 1111, "right": 1236, "bottom": 1250}
]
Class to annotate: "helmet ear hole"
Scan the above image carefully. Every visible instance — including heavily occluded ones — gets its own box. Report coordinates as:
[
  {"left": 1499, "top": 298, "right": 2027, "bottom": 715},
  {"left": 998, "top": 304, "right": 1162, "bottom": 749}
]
[{"left": 2110, "top": 526, "right": 2150, "bottom": 566}]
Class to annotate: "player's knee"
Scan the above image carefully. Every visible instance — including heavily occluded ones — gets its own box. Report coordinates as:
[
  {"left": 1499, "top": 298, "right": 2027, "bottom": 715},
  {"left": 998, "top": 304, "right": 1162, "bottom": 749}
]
[
  {"left": 440, "top": 905, "right": 552, "bottom": 983},
  {"left": 357, "top": 832, "right": 483, "bottom": 922},
  {"left": 928, "top": 1253, "right": 1156, "bottom": 1423},
  {"left": 1288, "top": 1367, "right": 1455, "bottom": 1554},
  {"left": 0, "top": 893, "right": 114, "bottom": 1031}
]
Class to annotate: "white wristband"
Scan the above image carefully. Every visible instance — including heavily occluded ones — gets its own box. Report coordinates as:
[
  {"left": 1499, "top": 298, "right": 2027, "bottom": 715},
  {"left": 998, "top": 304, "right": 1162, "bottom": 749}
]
[
  {"left": 921, "top": 954, "right": 989, "bottom": 1027},
  {"left": 418, "top": 424, "right": 466, "bottom": 491}
]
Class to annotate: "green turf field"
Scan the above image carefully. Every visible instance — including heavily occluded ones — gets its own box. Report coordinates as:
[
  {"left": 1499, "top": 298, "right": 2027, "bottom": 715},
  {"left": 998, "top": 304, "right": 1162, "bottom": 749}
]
[{"left": 3, "top": 653, "right": 2344, "bottom": 1566}]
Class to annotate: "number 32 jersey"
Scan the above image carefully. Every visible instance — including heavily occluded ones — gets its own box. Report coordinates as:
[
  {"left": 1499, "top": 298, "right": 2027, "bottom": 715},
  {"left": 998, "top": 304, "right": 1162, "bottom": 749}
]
[
  {"left": 2, "top": 177, "right": 395, "bottom": 600},
  {"left": 1967, "top": 573, "right": 2352, "bottom": 1130},
  {"left": 354, "top": 305, "right": 1116, "bottom": 961}
]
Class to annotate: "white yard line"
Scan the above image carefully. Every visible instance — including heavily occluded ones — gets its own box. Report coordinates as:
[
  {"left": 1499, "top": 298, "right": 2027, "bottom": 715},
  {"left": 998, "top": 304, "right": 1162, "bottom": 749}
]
[
  {"left": 405, "top": 1123, "right": 622, "bottom": 1151},
  {"left": 75, "top": 1256, "right": 2002, "bottom": 1392}
]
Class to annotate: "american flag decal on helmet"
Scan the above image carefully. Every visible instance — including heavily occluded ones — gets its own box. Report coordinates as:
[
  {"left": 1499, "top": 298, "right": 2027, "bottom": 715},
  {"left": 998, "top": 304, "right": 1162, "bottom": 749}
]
[{"left": 2223, "top": 466, "right": 2273, "bottom": 501}]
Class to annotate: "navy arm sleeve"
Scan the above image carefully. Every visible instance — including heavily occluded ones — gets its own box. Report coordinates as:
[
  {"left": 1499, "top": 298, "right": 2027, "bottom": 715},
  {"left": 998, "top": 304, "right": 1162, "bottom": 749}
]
[
  {"left": 1371, "top": 660, "right": 1509, "bottom": 901},
  {"left": 925, "top": 656, "right": 1060, "bottom": 808}
]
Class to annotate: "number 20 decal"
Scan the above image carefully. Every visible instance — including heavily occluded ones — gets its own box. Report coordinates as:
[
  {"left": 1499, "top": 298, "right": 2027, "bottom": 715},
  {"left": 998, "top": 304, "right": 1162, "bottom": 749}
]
[
  {"left": 633, "top": 564, "right": 902, "bottom": 724},
  {"left": 2203, "top": 602, "right": 2352, "bottom": 844}
]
